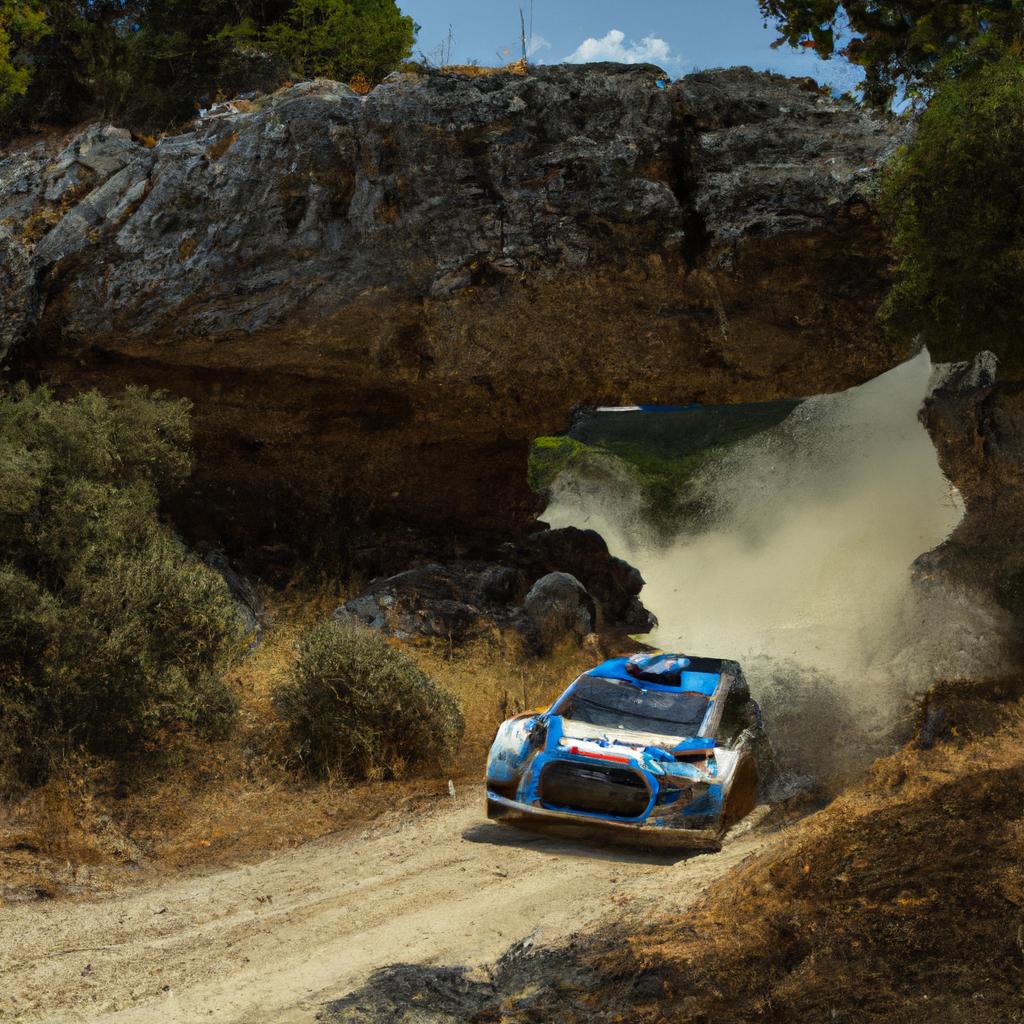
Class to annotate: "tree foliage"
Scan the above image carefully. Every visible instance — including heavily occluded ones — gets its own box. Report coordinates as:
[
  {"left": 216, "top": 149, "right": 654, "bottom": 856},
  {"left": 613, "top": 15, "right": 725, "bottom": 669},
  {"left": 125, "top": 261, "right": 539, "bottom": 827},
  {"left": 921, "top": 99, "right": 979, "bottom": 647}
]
[
  {"left": 273, "top": 620, "right": 463, "bottom": 780},
  {"left": 1, "top": 0, "right": 415, "bottom": 133},
  {"left": 0, "top": 0, "right": 48, "bottom": 109},
  {"left": 878, "top": 49, "right": 1024, "bottom": 363},
  {"left": 0, "top": 385, "right": 244, "bottom": 790},
  {"left": 759, "top": 0, "right": 1024, "bottom": 105},
  {"left": 261, "top": 0, "right": 415, "bottom": 83}
]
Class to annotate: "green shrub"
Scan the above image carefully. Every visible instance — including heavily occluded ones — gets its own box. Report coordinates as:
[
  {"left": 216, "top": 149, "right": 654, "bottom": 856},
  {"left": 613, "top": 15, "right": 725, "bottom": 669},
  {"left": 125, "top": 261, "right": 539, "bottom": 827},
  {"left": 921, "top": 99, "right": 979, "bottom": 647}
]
[
  {"left": 527, "top": 436, "right": 594, "bottom": 494},
  {"left": 527, "top": 434, "right": 719, "bottom": 537},
  {"left": 260, "top": 0, "right": 416, "bottom": 85},
  {"left": 273, "top": 621, "right": 464, "bottom": 779},
  {"left": 878, "top": 49, "right": 1024, "bottom": 367},
  {"left": 0, "top": 384, "right": 244, "bottom": 789}
]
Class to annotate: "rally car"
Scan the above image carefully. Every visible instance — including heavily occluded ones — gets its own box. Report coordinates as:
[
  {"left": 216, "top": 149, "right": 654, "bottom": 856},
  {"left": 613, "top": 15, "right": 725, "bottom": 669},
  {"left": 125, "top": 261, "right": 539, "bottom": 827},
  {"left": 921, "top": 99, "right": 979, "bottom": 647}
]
[{"left": 485, "top": 652, "right": 768, "bottom": 849}]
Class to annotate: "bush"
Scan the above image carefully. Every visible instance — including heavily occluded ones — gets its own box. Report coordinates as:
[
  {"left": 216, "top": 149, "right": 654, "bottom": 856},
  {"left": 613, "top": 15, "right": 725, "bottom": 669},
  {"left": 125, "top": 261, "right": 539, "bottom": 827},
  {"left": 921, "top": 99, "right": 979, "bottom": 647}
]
[
  {"left": 273, "top": 621, "right": 464, "bottom": 779},
  {"left": 0, "top": 384, "right": 244, "bottom": 790}
]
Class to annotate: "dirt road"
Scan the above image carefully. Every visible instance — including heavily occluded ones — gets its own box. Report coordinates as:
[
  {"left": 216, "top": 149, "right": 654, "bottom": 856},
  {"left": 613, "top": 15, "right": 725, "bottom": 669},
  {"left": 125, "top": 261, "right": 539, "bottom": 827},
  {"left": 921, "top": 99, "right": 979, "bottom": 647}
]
[{"left": 1, "top": 792, "right": 775, "bottom": 1023}]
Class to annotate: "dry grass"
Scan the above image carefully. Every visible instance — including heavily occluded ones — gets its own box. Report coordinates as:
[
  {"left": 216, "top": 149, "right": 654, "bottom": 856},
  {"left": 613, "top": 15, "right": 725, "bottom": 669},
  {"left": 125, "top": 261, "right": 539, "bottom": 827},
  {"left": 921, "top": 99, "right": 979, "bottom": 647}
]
[
  {"left": 348, "top": 73, "right": 372, "bottom": 95},
  {"left": 500, "top": 677, "right": 1024, "bottom": 1024},
  {"left": 440, "top": 59, "right": 529, "bottom": 78},
  {"left": 418, "top": 634, "right": 598, "bottom": 773},
  {"left": 0, "top": 585, "right": 605, "bottom": 904},
  {"left": 205, "top": 129, "right": 238, "bottom": 161}
]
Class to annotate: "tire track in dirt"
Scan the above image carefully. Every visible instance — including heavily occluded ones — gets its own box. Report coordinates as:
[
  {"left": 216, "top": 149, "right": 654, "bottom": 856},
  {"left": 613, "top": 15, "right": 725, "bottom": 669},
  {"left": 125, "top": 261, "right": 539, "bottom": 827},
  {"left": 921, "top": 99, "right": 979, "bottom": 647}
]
[{"left": 1, "top": 793, "right": 775, "bottom": 1023}]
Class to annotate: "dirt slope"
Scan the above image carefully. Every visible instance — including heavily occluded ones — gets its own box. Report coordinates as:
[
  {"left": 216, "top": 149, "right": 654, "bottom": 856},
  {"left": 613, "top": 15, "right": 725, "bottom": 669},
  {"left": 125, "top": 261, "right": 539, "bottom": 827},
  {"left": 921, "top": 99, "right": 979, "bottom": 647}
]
[{"left": 1, "top": 792, "right": 775, "bottom": 1023}]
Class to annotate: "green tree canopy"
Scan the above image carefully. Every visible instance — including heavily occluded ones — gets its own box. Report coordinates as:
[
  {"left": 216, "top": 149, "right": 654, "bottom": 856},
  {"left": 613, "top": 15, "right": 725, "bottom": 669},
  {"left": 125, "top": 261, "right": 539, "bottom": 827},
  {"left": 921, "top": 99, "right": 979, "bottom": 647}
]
[
  {"left": 0, "top": 0, "right": 48, "bottom": 109},
  {"left": 261, "top": 0, "right": 415, "bottom": 83},
  {"left": 878, "top": 49, "right": 1024, "bottom": 365},
  {"left": 759, "top": 0, "right": 1024, "bottom": 105},
  {"left": 1, "top": 0, "right": 415, "bottom": 133}
]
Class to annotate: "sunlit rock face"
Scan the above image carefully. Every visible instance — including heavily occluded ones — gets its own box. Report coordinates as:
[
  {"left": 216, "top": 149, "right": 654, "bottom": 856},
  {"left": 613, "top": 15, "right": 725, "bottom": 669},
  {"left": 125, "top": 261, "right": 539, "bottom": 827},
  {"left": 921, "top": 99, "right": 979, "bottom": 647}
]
[{"left": 0, "top": 65, "right": 907, "bottom": 571}]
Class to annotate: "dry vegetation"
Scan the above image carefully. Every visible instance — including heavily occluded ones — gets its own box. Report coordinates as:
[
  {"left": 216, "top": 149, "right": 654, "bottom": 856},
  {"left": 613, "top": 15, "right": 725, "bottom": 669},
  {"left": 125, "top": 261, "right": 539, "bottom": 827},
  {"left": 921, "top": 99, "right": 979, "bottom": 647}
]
[
  {"left": 0, "top": 585, "right": 597, "bottom": 906},
  {"left": 488, "top": 677, "right": 1024, "bottom": 1024},
  {"left": 6, "top": 576, "right": 1023, "bottom": 1024},
  {"left": 439, "top": 58, "right": 530, "bottom": 78}
]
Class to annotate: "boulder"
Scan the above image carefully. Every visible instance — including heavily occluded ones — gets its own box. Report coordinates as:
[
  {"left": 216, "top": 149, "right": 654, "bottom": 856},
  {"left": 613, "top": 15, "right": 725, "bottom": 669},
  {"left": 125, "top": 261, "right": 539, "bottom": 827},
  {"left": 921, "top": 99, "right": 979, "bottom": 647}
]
[
  {"left": 522, "top": 573, "right": 597, "bottom": 649},
  {"left": 508, "top": 527, "right": 656, "bottom": 633},
  {"left": 333, "top": 563, "right": 528, "bottom": 644},
  {"left": 204, "top": 550, "right": 265, "bottom": 648},
  {"left": 920, "top": 351, "right": 1024, "bottom": 642},
  {"left": 333, "top": 559, "right": 621, "bottom": 653}
]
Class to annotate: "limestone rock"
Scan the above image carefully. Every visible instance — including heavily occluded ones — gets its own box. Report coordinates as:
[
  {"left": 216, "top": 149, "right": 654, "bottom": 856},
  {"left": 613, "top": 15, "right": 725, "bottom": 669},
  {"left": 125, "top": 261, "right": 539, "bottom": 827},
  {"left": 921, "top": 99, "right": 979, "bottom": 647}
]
[
  {"left": 920, "top": 352, "right": 1024, "bottom": 629},
  {"left": 0, "top": 65, "right": 908, "bottom": 568}
]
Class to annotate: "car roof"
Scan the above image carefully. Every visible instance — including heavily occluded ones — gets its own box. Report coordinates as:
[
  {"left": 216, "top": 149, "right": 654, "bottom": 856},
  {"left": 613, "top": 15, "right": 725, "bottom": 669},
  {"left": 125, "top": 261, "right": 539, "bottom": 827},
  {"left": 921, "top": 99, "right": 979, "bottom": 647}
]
[{"left": 585, "top": 652, "right": 725, "bottom": 696}]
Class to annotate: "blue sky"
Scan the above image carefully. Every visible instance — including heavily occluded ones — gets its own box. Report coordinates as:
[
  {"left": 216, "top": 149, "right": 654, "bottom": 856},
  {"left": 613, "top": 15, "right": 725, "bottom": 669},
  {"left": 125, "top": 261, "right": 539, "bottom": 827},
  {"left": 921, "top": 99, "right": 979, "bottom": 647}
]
[{"left": 401, "top": 0, "right": 864, "bottom": 94}]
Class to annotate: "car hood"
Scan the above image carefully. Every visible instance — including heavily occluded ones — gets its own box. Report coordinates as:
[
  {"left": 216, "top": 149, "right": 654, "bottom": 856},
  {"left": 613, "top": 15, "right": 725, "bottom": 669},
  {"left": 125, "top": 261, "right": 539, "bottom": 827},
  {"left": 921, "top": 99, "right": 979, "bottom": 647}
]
[{"left": 559, "top": 716, "right": 695, "bottom": 753}]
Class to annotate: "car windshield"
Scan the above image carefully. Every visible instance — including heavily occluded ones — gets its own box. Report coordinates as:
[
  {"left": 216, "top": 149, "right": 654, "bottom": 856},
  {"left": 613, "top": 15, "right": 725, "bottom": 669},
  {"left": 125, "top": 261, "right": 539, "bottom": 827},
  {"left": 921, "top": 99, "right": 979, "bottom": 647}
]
[{"left": 557, "top": 676, "right": 709, "bottom": 736}]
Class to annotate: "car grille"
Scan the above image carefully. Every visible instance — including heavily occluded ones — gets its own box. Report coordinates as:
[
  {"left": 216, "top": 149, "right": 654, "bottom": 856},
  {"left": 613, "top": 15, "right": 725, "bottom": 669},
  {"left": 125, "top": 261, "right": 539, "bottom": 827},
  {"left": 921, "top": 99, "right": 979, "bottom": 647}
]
[{"left": 539, "top": 760, "right": 650, "bottom": 818}]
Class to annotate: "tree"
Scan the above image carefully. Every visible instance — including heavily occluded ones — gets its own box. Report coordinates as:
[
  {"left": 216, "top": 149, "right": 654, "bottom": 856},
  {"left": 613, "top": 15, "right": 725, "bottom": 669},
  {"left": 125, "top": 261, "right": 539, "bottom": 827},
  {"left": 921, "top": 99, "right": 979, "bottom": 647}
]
[
  {"left": 0, "top": 0, "right": 48, "bottom": 111},
  {"left": 1, "top": 1, "right": 134, "bottom": 130},
  {"left": 1, "top": 0, "right": 416, "bottom": 134},
  {"left": 262, "top": 0, "right": 415, "bottom": 84},
  {"left": 877, "top": 49, "right": 1024, "bottom": 365},
  {"left": 759, "top": 0, "right": 1024, "bottom": 106}
]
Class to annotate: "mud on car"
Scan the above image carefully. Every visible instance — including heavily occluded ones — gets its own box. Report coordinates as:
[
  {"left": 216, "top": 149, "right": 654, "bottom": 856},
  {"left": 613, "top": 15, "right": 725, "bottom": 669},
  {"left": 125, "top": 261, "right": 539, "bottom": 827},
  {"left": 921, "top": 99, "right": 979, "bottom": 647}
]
[{"left": 485, "top": 652, "right": 769, "bottom": 849}]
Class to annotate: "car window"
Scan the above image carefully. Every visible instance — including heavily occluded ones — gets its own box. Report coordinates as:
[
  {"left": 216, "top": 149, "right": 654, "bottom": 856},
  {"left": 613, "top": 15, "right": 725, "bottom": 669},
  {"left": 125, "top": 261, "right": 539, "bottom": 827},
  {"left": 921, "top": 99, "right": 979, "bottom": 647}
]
[{"left": 559, "top": 677, "right": 709, "bottom": 736}]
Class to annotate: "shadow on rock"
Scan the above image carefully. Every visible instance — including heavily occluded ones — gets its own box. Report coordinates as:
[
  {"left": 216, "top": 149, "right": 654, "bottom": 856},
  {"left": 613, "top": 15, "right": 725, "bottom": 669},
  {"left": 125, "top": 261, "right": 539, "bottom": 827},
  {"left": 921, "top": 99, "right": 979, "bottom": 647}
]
[{"left": 332, "top": 527, "right": 656, "bottom": 654}]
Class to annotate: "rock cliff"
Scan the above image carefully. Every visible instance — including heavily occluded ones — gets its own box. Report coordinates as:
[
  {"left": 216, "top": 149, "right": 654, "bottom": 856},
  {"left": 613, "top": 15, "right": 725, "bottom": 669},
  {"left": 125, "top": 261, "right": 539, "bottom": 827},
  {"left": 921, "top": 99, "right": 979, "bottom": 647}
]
[
  {"left": 921, "top": 354, "right": 1024, "bottom": 638},
  {"left": 0, "top": 64, "right": 907, "bottom": 570}
]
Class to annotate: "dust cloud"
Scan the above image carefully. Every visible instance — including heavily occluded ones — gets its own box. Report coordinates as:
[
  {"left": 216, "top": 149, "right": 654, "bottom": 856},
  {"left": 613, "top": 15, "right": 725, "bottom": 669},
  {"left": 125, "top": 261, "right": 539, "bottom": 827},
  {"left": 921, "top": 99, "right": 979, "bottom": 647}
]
[{"left": 542, "top": 351, "right": 1012, "bottom": 784}]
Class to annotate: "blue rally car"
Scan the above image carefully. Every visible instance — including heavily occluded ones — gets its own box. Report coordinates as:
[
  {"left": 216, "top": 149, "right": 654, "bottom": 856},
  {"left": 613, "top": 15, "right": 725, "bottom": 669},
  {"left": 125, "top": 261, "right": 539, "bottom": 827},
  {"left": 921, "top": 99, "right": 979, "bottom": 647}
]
[{"left": 485, "top": 652, "right": 766, "bottom": 849}]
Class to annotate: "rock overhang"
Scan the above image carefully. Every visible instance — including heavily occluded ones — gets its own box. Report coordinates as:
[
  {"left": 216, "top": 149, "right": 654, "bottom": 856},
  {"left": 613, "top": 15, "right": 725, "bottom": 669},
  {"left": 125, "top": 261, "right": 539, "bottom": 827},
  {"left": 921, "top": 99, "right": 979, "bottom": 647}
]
[{"left": 1, "top": 64, "right": 910, "bottom": 571}]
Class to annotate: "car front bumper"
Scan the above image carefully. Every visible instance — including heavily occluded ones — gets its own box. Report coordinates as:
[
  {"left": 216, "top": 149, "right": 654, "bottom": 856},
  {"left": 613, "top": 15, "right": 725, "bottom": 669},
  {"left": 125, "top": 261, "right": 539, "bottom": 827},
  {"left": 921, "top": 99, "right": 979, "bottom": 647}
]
[{"left": 485, "top": 791, "right": 723, "bottom": 850}]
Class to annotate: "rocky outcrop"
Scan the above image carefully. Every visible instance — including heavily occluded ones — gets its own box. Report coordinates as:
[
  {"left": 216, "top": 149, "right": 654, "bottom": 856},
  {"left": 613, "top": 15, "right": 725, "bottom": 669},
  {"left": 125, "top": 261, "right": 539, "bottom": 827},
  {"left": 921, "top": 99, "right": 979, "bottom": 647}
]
[
  {"left": 334, "top": 562, "right": 528, "bottom": 643},
  {"left": 501, "top": 526, "right": 653, "bottom": 633},
  {"left": 204, "top": 549, "right": 265, "bottom": 647},
  {"left": 0, "top": 66, "right": 907, "bottom": 570},
  {"left": 332, "top": 525, "right": 654, "bottom": 649},
  {"left": 920, "top": 353, "right": 1024, "bottom": 635},
  {"left": 333, "top": 563, "right": 598, "bottom": 652},
  {"left": 522, "top": 572, "right": 596, "bottom": 649}
]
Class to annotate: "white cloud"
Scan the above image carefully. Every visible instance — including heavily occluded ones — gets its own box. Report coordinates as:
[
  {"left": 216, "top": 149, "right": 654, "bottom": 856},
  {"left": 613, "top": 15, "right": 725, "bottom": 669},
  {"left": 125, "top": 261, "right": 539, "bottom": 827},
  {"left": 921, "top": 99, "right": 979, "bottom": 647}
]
[
  {"left": 527, "top": 34, "right": 551, "bottom": 59},
  {"left": 563, "top": 29, "right": 677, "bottom": 69}
]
